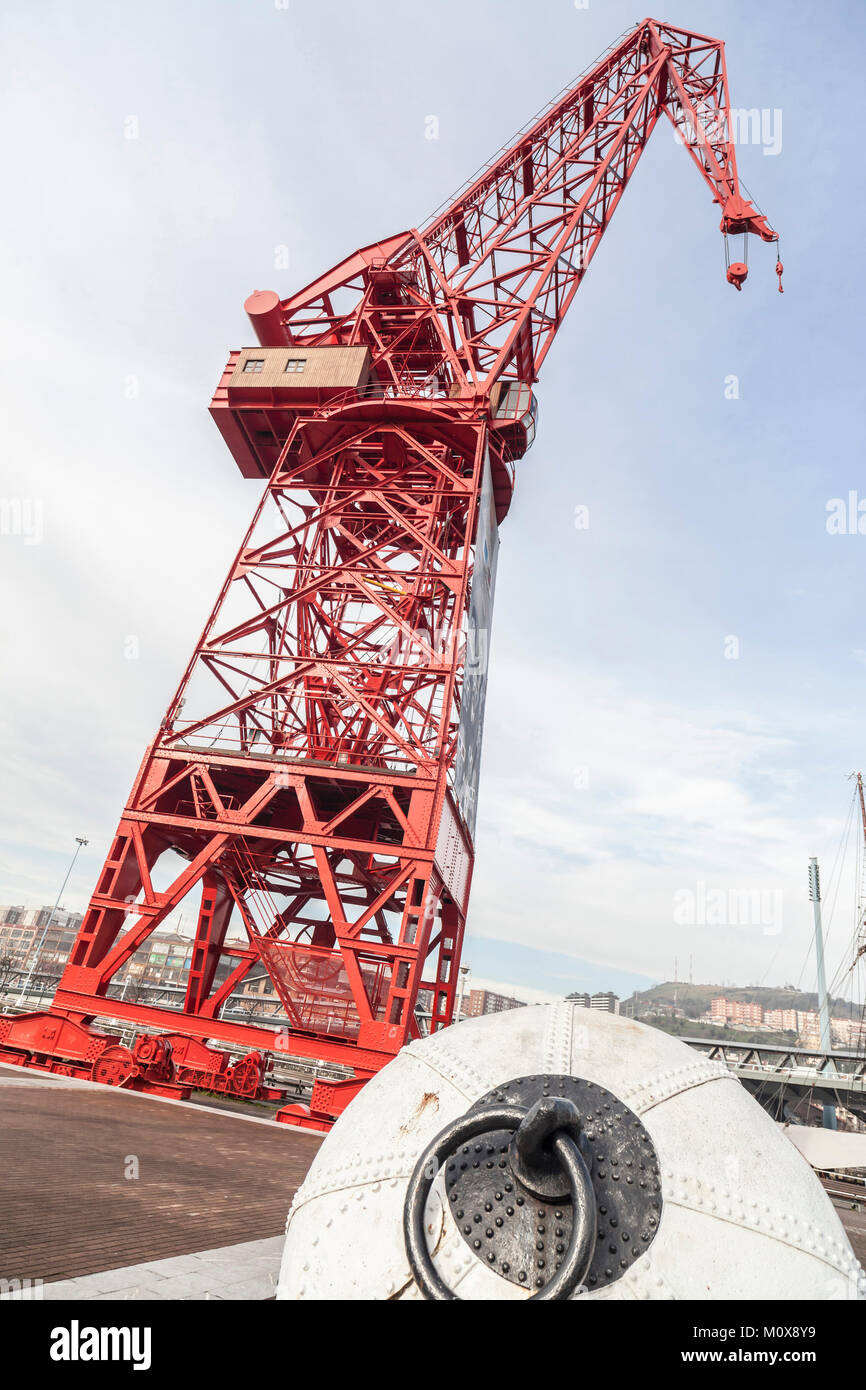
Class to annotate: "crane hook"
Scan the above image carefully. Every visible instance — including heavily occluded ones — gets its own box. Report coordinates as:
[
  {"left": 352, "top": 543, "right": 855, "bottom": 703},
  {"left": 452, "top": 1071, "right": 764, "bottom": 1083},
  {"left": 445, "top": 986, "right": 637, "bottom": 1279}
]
[
  {"left": 776, "top": 259, "right": 784, "bottom": 294},
  {"left": 724, "top": 229, "right": 749, "bottom": 290},
  {"left": 726, "top": 262, "right": 748, "bottom": 291}
]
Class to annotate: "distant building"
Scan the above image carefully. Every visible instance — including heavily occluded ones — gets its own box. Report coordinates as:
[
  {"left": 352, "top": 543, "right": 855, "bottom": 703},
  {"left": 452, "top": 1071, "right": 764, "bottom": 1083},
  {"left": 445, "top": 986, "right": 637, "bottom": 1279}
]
[
  {"left": 764, "top": 1008, "right": 798, "bottom": 1032},
  {"left": 590, "top": 992, "right": 620, "bottom": 1014},
  {"left": 466, "top": 989, "right": 526, "bottom": 1018},
  {"left": 122, "top": 933, "right": 196, "bottom": 989},
  {"left": 646, "top": 1002, "right": 684, "bottom": 1018},
  {"left": 737, "top": 1001, "right": 763, "bottom": 1027},
  {"left": 832, "top": 1018, "right": 866, "bottom": 1050},
  {"left": 0, "top": 906, "right": 238, "bottom": 998},
  {"left": 709, "top": 997, "right": 764, "bottom": 1029},
  {"left": 566, "top": 990, "right": 620, "bottom": 1013},
  {"left": 235, "top": 970, "right": 283, "bottom": 1017},
  {"left": 119, "top": 931, "right": 253, "bottom": 996},
  {"left": 0, "top": 905, "right": 84, "bottom": 969},
  {"left": 708, "top": 996, "right": 830, "bottom": 1046},
  {"left": 796, "top": 1011, "right": 821, "bottom": 1048}
]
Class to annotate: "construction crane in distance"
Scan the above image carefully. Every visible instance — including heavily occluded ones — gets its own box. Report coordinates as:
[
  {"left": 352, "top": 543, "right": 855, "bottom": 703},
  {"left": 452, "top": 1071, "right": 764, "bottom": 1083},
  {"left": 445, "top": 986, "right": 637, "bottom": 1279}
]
[{"left": 0, "top": 18, "right": 780, "bottom": 1127}]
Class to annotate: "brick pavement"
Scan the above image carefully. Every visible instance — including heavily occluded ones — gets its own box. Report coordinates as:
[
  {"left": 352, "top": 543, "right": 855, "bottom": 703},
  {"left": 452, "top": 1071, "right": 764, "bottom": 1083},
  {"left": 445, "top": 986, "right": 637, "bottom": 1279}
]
[{"left": 0, "top": 1068, "right": 320, "bottom": 1284}]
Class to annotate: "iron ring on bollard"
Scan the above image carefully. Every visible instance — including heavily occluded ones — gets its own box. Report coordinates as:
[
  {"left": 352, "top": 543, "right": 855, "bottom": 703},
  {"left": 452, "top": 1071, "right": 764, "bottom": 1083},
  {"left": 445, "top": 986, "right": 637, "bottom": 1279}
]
[{"left": 403, "top": 1101, "right": 597, "bottom": 1301}]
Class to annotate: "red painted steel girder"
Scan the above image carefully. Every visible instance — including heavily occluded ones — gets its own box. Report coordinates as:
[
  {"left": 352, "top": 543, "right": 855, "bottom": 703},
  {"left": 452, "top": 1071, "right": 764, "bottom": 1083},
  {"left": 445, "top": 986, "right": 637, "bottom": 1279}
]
[
  {"left": 267, "top": 18, "right": 777, "bottom": 394},
  {"left": 2, "top": 19, "right": 778, "bottom": 1127}
]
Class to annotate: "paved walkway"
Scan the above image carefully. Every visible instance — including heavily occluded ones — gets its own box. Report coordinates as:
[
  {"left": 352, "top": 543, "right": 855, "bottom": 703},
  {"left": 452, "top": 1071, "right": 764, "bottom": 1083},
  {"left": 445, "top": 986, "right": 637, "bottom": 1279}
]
[
  {"left": 37, "top": 1234, "right": 285, "bottom": 1301},
  {"left": 0, "top": 1064, "right": 319, "bottom": 1288}
]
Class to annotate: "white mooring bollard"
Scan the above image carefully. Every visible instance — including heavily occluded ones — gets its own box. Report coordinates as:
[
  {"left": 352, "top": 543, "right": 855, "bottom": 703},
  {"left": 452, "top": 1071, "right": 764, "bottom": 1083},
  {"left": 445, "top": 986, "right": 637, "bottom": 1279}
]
[{"left": 278, "top": 1004, "right": 865, "bottom": 1301}]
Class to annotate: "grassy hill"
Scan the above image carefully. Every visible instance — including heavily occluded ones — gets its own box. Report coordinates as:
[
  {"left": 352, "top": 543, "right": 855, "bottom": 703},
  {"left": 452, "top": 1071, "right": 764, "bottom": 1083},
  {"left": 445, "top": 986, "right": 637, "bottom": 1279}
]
[
  {"left": 644, "top": 1016, "right": 803, "bottom": 1047},
  {"left": 624, "top": 981, "right": 859, "bottom": 1022}
]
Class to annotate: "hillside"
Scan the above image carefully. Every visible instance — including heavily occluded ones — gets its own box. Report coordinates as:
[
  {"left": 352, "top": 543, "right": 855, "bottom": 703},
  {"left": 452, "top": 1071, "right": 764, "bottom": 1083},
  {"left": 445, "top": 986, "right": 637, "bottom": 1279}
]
[{"left": 624, "top": 982, "right": 859, "bottom": 1022}]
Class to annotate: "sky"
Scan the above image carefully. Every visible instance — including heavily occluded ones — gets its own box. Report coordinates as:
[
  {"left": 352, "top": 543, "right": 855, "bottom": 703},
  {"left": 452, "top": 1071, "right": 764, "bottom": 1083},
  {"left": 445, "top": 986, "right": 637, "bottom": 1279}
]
[{"left": 1, "top": 0, "right": 865, "bottom": 1009}]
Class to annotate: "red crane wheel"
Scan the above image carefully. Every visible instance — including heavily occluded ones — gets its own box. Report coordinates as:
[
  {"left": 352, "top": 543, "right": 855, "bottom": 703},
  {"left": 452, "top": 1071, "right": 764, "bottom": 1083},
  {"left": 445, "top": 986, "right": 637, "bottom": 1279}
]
[{"left": 91, "top": 1045, "right": 136, "bottom": 1087}]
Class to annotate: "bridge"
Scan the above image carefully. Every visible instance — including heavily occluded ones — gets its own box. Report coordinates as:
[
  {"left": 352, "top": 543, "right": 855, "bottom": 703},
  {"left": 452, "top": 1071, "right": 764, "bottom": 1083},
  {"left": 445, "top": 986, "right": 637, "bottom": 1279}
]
[{"left": 683, "top": 1037, "right": 866, "bottom": 1122}]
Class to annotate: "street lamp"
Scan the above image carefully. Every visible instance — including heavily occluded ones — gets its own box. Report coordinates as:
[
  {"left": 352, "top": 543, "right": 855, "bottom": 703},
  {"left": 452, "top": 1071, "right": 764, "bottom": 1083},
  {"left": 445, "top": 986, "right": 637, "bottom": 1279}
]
[
  {"left": 456, "top": 964, "right": 470, "bottom": 1022},
  {"left": 18, "top": 836, "right": 88, "bottom": 1005}
]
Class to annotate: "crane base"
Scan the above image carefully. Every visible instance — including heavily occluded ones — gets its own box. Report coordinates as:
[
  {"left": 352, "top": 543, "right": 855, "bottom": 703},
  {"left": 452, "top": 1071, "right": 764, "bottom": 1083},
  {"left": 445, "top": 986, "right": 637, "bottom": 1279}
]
[{"left": 0, "top": 1008, "right": 289, "bottom": 1108}]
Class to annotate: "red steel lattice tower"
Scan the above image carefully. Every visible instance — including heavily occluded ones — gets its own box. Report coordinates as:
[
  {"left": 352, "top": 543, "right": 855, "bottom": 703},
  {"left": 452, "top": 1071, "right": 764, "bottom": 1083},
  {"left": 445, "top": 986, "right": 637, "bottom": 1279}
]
[{"left": 1, "top": 19, "right": 779, "bottom": 1126}]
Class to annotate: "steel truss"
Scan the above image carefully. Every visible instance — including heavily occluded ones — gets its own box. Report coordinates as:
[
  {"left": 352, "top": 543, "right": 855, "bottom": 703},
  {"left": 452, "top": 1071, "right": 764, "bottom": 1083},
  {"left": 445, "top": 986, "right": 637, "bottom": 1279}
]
[{"left": 2, "top": 19, "right": 777, "bottom": 1126}]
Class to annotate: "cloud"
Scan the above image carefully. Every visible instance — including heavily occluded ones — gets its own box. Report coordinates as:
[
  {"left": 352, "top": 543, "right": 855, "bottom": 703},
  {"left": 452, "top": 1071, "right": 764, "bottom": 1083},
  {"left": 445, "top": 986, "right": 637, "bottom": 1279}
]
[{"left": 470, "top": 655, "right": 842, "bottom": 984}]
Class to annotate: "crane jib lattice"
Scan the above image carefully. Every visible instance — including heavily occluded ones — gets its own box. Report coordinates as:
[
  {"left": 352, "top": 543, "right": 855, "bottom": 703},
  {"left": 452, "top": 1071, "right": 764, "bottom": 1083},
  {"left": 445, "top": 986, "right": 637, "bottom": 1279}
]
[{"left": 2, "top": 19, "right": 779, "bottom": 1128}]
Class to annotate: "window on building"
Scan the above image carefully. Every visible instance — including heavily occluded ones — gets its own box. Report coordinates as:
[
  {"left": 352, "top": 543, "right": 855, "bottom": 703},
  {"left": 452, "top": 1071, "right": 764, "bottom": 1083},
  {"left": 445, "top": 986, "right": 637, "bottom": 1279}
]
[
  {"left": 243, "top": 358, "right": 265, "bottom": 374},
  {"left": 284, "top": 358, "right": 307, "bottom": 373}
]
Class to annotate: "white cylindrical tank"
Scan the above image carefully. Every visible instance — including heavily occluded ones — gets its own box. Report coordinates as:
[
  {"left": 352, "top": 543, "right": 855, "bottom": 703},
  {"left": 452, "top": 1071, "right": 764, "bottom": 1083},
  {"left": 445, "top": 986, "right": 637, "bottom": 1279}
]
[{"left": 278, "top": 1004, "right": 865, "bottom": 1300}]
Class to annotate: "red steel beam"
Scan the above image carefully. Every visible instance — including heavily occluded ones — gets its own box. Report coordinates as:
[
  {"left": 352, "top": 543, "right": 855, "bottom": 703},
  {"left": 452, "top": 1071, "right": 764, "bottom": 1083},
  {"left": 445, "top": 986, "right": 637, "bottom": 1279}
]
[{"left": 2, "top": 18, "right": 778, "bottom": 1125}]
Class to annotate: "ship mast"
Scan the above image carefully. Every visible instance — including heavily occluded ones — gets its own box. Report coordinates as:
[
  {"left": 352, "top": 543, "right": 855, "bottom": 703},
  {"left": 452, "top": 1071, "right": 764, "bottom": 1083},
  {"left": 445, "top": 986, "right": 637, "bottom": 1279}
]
[{"left": 850, "top": 772, "right": 866, "bottom": 963}]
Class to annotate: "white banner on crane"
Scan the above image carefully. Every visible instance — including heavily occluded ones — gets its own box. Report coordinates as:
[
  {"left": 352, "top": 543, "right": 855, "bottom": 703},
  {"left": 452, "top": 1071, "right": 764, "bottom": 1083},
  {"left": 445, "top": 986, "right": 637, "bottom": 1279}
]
[{"left": 453, "top": 447, "right": 500, "bottom": 841}]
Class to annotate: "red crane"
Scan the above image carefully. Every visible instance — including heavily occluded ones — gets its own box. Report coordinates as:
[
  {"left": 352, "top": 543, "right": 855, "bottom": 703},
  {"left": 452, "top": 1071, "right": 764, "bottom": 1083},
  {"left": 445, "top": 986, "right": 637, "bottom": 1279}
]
[{"left": 0, "top": 18, "right": 779, "bottom": 1127}]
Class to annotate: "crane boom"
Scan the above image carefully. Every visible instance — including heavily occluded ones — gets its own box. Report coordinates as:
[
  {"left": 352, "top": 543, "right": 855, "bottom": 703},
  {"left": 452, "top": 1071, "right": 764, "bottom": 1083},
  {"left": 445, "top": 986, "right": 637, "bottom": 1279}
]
[
  {"left": 267, "top": 16, "right": 778, "bottom": 394},
  {"left": 0, "top": 19, "right": 780, "bottom": 1128}
]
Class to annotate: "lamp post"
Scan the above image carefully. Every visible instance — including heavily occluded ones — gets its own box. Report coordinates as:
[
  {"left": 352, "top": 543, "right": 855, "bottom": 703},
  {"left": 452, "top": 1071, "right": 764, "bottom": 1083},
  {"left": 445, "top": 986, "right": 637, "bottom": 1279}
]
[
  {"left": 18, "top": 836, "right": 88, "bottom": 1005},
  {"left": 456, "top": 964, "right": 470, "bottom": 1022}
]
